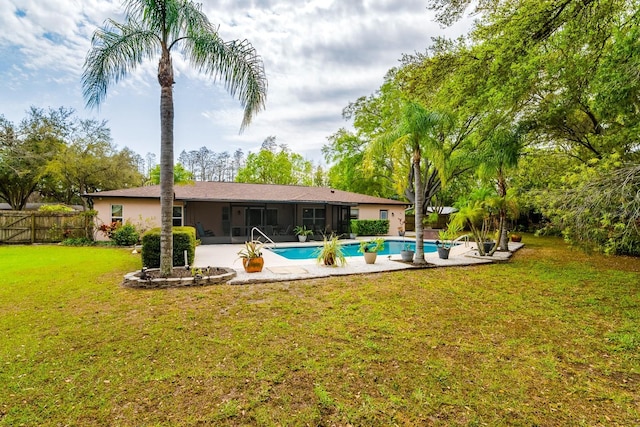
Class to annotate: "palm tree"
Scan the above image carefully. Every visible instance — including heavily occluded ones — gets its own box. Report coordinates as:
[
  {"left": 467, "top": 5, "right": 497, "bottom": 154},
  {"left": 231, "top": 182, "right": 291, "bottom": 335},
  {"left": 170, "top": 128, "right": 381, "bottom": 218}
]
[
  {"left": 450, "top": 187, "right": 500, "bottom": 256},
  {"left": 82, "top": 0, "right": 267, "bottom": 276},
  {"left": 478, "top": 126, "right": 523, "bottom": 251},
  {"left": 371, "top": 101, "right": 446, "bottom": 264}
]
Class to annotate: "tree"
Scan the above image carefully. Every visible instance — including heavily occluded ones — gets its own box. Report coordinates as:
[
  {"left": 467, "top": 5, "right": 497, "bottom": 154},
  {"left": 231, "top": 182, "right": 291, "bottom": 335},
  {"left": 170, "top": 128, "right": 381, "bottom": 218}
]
[
  {"left": 323, "top": 72, "right": 404, "bottom": 198},
  {"left": 145, "top": 152, "right": 157, "bottom": 179},
  {"left": 44, "top": 119, "right": 144, "bottom": 206},
  {"left": 476, "top": 126, "right": 524, "bottom": 251},
  {"left": 0, "top": 107, "right": 70, "bottom": 209},
  {"left": 323, "top": 128, "right": 396, "bottom": 197},
  {"left": 83, "top": 0, "right": 267, "bottom": 275},
  {"left": 313, "top": 164, "right": 327, "bottom": 187},
  {"left": 148, "top": 163, "right": 193, "bottom": 185},
  {"left": 236, "top": 144, "right": 313, "bottom": 186},
  {"left": 372, "top": 102, "right": 449, "bottom": 265},
  {"left": 539, "top": 157, "right": 640, "bottom": 255}
]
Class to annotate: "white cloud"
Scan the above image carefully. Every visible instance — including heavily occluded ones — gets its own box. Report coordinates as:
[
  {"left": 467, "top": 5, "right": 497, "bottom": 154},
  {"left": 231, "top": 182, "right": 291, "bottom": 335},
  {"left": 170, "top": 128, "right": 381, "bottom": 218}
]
[{"left": 0, "top": 0, "right": 472, "bottom": 163}]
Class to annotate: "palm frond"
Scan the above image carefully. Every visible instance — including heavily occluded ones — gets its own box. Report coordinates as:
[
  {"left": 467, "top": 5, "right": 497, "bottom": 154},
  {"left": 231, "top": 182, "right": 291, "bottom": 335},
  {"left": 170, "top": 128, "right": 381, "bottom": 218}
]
[
  {"left": 185, "top": 33, "right": 267, "bottom": 131},
  {"left": 82, "top": 19, "right": 159, "bottom": 109}
]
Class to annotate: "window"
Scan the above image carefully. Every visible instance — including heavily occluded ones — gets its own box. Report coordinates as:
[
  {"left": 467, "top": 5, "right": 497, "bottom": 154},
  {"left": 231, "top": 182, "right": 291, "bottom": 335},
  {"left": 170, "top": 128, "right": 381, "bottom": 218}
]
[
  {"left": 111, "top": 204, "right": 123, "bottom": 224},
  {"left": 172, "top": 206, "right": 183, "bottom": 226},
  {"left": 379, "top": 210, "right": 388, "bottom": 220},
  {"left": 350, "top": 208, "right": 359, "bottom": 220},
  {"left": 302, "top": 207, "right": 325, "bottom": 232}
]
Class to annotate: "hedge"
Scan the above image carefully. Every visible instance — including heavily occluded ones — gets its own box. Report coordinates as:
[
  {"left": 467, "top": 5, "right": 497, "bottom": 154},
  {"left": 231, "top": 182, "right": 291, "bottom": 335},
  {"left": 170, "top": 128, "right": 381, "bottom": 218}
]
[
  {"left": 141, "top": 226, "right": 196, "bottom": 268},
  {"left": 350, "top": 219, "right": 389, "bottom": 236}
]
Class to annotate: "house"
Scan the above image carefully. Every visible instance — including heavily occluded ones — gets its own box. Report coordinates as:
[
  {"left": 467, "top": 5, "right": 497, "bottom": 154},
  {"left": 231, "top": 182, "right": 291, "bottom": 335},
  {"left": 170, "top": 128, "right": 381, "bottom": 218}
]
[{"left": 85, "top": 182, "right": 407, "bottom": 243}]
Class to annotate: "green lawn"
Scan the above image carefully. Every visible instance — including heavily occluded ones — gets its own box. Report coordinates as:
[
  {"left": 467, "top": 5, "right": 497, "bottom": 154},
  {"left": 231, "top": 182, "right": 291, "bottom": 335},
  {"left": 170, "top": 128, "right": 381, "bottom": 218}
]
[{"left": 1, "top": 237, "right": 639, "bottom": 426}]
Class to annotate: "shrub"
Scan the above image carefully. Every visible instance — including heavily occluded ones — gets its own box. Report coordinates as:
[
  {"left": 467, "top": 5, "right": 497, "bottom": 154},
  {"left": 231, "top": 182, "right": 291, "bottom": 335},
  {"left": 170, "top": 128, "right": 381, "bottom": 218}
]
[
  {"left": 38, "top": 204, "right": 74, "bottom": 213},
  {"left": 111, "top": 223, "right": 140, "bottom": 246},
  {"left": 349, "top": 220, "right": 360, "bottom": 235},
  {"left": 98, "top": 221, "right": 120, "bottom": 239},
  {"left": 61, "top": 237, "right": 96, "bottom": 246},
  {"left": 141, "top": 226, "right": 196, "bottom": 268},
  {"left": 351, "top": 219, "right": 389, "bottom": 236}
]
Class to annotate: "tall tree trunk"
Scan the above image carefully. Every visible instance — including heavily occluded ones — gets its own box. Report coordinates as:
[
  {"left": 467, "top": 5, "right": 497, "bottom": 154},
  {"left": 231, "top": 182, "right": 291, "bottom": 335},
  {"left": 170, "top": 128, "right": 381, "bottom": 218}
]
[
  {"left": 159, "top": 49, "right": 175, "bottom": 276},
  {"left": 496, "top": 173, "right": 509, "bottom": 252},
  {"left": 413, "top": 145, "right": 427, "bottom": 265}
]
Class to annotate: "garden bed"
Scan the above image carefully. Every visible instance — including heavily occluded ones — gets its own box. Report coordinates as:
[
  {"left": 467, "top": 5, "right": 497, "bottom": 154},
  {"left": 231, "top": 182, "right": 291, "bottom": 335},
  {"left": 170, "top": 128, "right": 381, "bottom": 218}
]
[{"left": 122, "top": 266, "right": 236, "bottom": 288}]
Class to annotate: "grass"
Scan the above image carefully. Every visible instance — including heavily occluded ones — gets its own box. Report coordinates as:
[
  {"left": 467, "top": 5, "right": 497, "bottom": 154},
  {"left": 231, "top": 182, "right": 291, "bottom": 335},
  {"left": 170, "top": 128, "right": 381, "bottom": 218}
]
[{"left": 0, "top": 237, "right": 638, "bottom": 426}]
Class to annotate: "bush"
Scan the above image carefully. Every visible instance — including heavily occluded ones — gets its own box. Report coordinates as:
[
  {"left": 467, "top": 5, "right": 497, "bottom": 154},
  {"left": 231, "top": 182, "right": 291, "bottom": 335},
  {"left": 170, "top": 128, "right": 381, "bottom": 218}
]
[
  {"left": 111, "top": 223, "right": 140, "bottom": 246},
  {"left": 61, "top": 237, "right": 95, "bottom": 246},
  {"left": 38, "top": 204, "right": 74, "bottom": 213},
  {"left": 351, "top": 220, "right": 389, "bottom": 236},
  {"left": 141, "top": 226, "right": 196, "bottom": 268},
  {"left": 349, "top": 220, "right": 360, "bottom": 235}
]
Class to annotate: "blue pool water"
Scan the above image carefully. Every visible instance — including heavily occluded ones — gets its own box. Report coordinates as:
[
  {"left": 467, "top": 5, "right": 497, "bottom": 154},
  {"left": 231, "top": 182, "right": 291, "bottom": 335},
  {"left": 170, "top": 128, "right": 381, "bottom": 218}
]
[{"left": 268, "top": 240, "right": 438, "bottom": 260}]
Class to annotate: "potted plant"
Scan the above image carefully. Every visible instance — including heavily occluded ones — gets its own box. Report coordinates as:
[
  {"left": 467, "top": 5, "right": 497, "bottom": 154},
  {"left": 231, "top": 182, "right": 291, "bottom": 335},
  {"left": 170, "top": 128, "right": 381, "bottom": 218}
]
[
  {"left": 315, "top": 233, "right": 347, "bottom": 267},
  {"left": 237, "top": 240, "right": 264, "bottom": 273},
  {"left": 435, "top": 223, "right": 461, "bottom": 260},
  {"left": 450, "top": 188, "right": 499, "bottom": 256},
  {"left": 400, "top": 232, "right": 414, "bottom": 262},
  {"left": 400, "top": 244, "right": 414, "bottom": 262},
  {"left": 358, "top": 237, "right": 385, "bottom": 264},
  {"left": 293, "top": 225, "right": 313, "bottom": 242},
  {"left": 510, "top": 226, "right": 524, "bottom": 242}
]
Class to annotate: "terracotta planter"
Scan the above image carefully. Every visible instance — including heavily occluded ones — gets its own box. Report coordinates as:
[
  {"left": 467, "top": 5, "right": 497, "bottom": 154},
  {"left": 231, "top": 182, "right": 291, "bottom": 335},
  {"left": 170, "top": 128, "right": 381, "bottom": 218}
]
[
  {"left": 363, "top": 252, "right": 377, "bottom": 264},
  {"left": 511, "top": 235, "right": 522, "bottom": 242},
  {"left": 242, "top": 257, "right": 264, "bottom": 273}
]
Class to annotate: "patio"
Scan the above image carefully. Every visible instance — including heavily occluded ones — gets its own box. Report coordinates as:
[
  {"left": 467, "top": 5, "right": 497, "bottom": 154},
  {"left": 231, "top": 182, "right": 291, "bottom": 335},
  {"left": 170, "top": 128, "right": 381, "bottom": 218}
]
[{"left": 193, "top": 238, "right": 524, "bottom": 285}]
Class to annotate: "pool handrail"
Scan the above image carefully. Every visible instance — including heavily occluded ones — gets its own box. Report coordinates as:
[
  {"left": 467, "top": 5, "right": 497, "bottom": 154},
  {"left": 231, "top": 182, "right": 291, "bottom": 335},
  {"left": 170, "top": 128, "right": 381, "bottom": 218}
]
[
  {"left": 251, "top": 227, "right": 277, "bottom": 248},
  {"left": 452, "top": 234, "right": 471, "bottom": 247}
]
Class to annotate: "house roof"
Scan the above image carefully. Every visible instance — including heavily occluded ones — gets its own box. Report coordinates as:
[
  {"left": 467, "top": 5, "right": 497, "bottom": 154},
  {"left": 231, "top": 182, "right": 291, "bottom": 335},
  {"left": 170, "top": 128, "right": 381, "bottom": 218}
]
[
  {"left": 85, "top": 181, "right": 407, "bottom": 206},
  {"left": 425, "top": 206, "right": 458, "bottom": 215}
]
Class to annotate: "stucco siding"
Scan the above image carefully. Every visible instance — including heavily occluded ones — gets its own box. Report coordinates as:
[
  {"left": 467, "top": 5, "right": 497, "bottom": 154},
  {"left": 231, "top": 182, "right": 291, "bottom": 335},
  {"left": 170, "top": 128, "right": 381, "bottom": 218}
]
[{"left": 92, "top": 197, "right": 169, "bottom": 241}]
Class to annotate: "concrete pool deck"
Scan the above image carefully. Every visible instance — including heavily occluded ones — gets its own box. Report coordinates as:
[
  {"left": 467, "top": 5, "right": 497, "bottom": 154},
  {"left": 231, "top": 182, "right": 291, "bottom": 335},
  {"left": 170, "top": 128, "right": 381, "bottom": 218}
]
[{"left": 193, "top": 238, "right": 525, "bottom": 285}]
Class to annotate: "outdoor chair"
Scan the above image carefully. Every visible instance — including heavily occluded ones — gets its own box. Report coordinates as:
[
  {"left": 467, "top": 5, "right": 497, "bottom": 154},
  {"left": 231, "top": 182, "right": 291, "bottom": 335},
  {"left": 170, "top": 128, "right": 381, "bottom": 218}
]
[{"left": 196, "top": 222, "right": 214, "bottom": 238}]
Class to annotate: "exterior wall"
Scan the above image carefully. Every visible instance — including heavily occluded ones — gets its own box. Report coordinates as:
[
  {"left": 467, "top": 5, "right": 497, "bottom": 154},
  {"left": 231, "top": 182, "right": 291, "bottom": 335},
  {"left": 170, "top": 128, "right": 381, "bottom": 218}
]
[
  {"left": 91, "top": 197, "right": 405, "bottom": 241},
  {"left": 91, "top": 197, "right": 183, "bottom": 241},
  {"left": 357, "top": 204, "right": 406, "bottom": 236}
]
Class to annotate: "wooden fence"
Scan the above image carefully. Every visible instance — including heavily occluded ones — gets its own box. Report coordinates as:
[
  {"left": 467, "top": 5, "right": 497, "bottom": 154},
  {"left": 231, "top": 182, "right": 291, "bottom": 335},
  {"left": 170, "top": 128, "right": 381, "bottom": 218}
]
[
  {"left": 0, "top": 212, "right": 93, "bottom": 244},
  {"left": 404, "top": 213, "right": 450, "bottom": 232}
]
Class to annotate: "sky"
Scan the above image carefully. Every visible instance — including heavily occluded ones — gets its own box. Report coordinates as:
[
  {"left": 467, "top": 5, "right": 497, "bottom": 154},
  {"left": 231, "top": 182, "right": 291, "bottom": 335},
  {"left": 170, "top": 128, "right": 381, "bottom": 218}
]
[{"left": 0, "top": 0, "right": 471, "bottom": 164}]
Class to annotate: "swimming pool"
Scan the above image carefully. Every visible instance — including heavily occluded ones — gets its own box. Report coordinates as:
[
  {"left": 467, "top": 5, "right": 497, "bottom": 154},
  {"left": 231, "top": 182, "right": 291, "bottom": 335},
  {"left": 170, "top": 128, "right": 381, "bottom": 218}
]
[{"left": 268, "top": 239, "right": 438, "bottom": 260}]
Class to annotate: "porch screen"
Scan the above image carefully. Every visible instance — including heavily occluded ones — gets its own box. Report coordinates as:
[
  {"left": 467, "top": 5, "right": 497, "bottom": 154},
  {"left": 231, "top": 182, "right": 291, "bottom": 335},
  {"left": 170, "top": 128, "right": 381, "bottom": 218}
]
[{"left": 302, "top": 208, "right": 325, "bottom": 233}]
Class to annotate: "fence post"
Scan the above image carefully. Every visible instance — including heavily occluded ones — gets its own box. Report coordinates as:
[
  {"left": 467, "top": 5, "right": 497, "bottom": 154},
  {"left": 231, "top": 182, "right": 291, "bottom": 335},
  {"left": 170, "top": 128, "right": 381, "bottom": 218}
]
[{"left": 31, "top": 212, "right": 36, "bottom": 243}]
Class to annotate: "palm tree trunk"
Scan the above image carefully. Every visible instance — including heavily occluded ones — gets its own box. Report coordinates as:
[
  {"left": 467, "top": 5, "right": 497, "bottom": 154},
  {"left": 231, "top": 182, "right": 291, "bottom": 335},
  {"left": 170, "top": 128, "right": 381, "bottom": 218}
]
[
  {"left": 413, "top": 145, "right": 427, "bottom": 265},
  {"left": 496, "top": 173, "right": 509, "bottom": 252},
  {"left": 159, "top": 49, "right": 175, "bottom": 276}
]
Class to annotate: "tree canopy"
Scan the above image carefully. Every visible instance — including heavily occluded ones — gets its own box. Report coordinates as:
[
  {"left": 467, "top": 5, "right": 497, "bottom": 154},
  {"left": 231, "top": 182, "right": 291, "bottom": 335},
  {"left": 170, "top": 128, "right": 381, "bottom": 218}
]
[
  {"left": 323, "top": 0, "right": 640, "bottom": 255},
  {"left": 236, "top": 137, "right": 314, "bottom": 186},
  {"left": 0, "top": 107, "right": 143, "bottom": 210}
]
